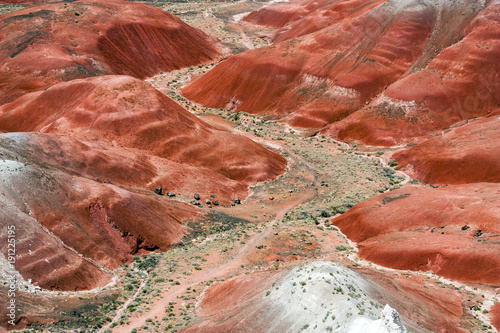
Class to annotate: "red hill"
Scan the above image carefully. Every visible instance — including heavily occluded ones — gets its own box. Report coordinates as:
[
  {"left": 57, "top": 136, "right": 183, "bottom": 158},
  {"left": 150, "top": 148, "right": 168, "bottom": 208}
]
[
  {"left": 0, "top": 75, "right": 286, "bottom": 291},
  {"left": 323, "top": 0, "right": 499, "bottom": 145},
  {"left": 331, "top": 183, "right": 500, "bottom": 285},
  {"left": 393, "top": 111, "right": 500, "bottom": 185},
  {"left": 0, "top": 0, "right": 220, "bottom": 104},
  {"left": 244, "top": 0, "right": 388, "bottom": 43}
]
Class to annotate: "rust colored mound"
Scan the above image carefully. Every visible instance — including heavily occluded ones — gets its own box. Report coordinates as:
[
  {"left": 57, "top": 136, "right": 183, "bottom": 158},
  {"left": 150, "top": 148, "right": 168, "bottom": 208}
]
[
  {"left": 0, "top": 196, "right": 111, "bottom": 291},
  {"left": 331, "top": 184, "right": 500, "bottom": 285},
  {"left": 0, "top": 75, "right": 286, "bottom": 184},
  {"left": 491, "top": 303, "right": 500, "bottom": 331},
  {"left": 323, "top": 0, "right": 499, "bottom": 145},
  {"left": 361, "top": 271, "right": 467, "bottom": 332},
  {"left": 393, "top": 111, "right": 500, "bottom": 185},
  {"left": 0, "top": 0, "right": 220, "bottom": 104},
  {"left": 244, "top": 0, "right": 388, "bottom": 43},
  {"left": 0, "top": 132, "right": 199, "bottom": 290},
  {"left": 183, "top": 0, "right": 483, "bottom": 129}
]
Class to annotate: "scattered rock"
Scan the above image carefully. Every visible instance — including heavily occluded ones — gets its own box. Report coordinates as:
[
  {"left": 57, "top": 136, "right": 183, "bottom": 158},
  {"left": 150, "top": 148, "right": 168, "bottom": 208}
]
[
  {"left": 154, "top": 187, "right": 162, "bottom": 195},
  {"left": 166, "top": 192, "right": 176, "bottom": 197},
  {"left": 461, "top": 225, "right": 469, "bottom": 231},
  {"left": 194, "top": 193, "right": 200, "bottom": 200},
  {"left": 474, "top": 230, "right": 482, "bottom": 237},
  {"left": 380, "top": 304, "right": 408, "bottom": 333},
  {"left": 205, "top": 199, "right": 211, "bottom": 205},
  {"left": 233, "top": 199, "right": 241, "bottom": 204},
  {"left": 269, "top": 196, "right": 274, "bottom": 200},
  {"left": 213, "top": 201, "right": 219, "bottom": 206}
]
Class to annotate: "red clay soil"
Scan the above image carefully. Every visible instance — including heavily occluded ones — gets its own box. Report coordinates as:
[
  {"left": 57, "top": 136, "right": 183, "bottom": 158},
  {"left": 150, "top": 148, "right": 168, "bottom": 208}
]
[
  {"left": 0, "top": 74, "right": 286, "bottom": 290},
  {"left": 0, "top": 0, "right": 220, "bottom": 104},
  {"left": 185, "top": 267, "right": 466, "bottom": 332},
  {"left": 0, "top": 133, "right": 200, "bottom": 290},
  {"left": 244, "top": 0, "right": 388, "bottom": 43},
  {"left": 331, "top": 183, "right": 500, "bottom": 285},
  {"left": 0, "top": 284, "right": 115, "bottom": 329},
  {"left": 491, "top": 303, "right": 500, "bottom": 331},
  {"left": 323, "top": 0, "right": 499, "bottom": 145},
  {"left": 361, "top": 270, "right": 467, "bottom": 332},
  {"left": 183, "top": 0, "right": 485, "bottom": 130},
  {"left": 0, "top": 192, "right": 112, "bottom": 291},
  {"left": 0, "top": 75, "right": 286, "bottom": 185},
  {"left": 0, "top": 0, "right": 39, "bottom": 3},
  {"left": 243, "top": 0, "right": 310, "bottom": 29},
  {"left": 393, "top": 110, "right": 500, "bottom": 185},
  {"left": 182, "top": 271, "right": 284, "bottom": 333}
]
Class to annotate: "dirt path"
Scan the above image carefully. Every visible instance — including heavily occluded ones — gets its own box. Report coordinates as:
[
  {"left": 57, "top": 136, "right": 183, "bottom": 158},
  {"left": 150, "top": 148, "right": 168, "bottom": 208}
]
[
  {"left": 113, "top": 143, "right": 319, "bottom": 332},
  {"left": 232, "top": 24, "right": 255, "bottom": 49},
  {"left": 105, "top": 270, "right": 148, "bottom": 330}
]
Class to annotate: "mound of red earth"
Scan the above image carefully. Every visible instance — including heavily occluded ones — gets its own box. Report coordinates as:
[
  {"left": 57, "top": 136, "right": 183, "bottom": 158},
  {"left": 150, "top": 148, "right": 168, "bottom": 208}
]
[
  {"left": 492, "top": 303, "right": 500, "bottom": 331},
  {"left": 0, "top": 75, "right": 286, "bottom": 184},
  {"left": 330, "top": 183, "right": 500, "bottom": 285},
  {"left": 323, "top": 0, "right": 500, "bottom": 145},
  {"left": 0, "top": 76, "right": 286, "bottom": 291},
  {"left": 183, "top": 0, "right": 493, "bottom": 135},
  {"left": 244, "top": 0, "right": 388, "bottom": 43},
  {"left": 0, "top": 0, "right": 220, "bottom": 104},
  {"left": 185, "top": 262, "right": 466, "bottom": 332},
  {"left": 393, "top": 110, "right": 500, "bottom": 185}
]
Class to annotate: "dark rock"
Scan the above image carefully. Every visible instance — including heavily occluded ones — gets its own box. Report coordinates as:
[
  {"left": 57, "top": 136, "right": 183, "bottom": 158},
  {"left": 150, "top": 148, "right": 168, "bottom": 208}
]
[
  {"left": 166, "top": 192, "right": 176, "bottom": 197},
  {"left": 194, "top": 193, "right": 200, "bottom": 200},
  {"left": 233, "top": 199, "right": 241, "bottom": 204},
  {"left": 461, "top": 225, "right": 469, "bottom": 231},
  {"left": 205, "top": 199, "right": 211, "bottom": 205},
  {"left": 210, "top": 194, "right": 215, "bottom": 198},
  {"left": 154, "top": 187, "right": 162, "bottom": 195},
  {"left": 474, "top": 230, "right": 483, "bottom": 237},
  {"left": 213, "top": 200, "right": 219, "bottom": 206},
  {"left": 269, "top": 196, "right": 274, "bottom": 200}
]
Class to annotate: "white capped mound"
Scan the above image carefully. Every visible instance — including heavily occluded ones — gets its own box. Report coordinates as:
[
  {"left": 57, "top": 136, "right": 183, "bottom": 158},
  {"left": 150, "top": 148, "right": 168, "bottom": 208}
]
[{"left": 261, "top": 261, "right": 407, "bottom": 333}]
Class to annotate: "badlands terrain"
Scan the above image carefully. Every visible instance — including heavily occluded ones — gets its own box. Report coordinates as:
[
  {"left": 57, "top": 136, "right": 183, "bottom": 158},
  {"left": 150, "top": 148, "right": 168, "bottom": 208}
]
[{"left": 0, "top": 0, "right": 498, "bottom": 332}]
